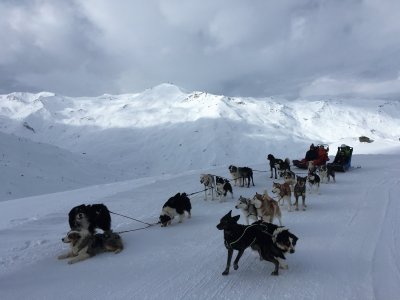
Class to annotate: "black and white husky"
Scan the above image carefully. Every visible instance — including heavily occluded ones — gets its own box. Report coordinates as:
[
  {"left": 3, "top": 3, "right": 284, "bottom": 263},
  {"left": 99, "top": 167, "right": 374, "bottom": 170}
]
[
  {"left": 307, "top": 171, "right": 320, "bottom": 194},
  {"left": 216, "top": 176, "right": 233, "bottom": 202},
  {"left": 68, "top": 204, "right": 111, "bottom": 234},
  {"left": 319, "top": 164, "right": 336, "bottom": 183},
  {"left": 159, "top": 193, "right": 192, "bottom": 227}
]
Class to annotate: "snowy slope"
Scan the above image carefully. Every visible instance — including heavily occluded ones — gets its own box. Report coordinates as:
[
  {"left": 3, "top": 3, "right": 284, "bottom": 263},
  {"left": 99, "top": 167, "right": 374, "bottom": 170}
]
[
  {"left": 0, "top": 155, "right": 399, "bottom": 300},
  {"left": 0, "top": 131, "right": 122, "bottom": 201}
]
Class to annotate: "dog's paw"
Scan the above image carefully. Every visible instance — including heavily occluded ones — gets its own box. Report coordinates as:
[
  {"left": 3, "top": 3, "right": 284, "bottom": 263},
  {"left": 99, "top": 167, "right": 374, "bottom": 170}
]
[
  {"left": 58, "top": 253, "right": 69, "bottom": 260},
  {"left": 279, "top": 263, "right": 289, "bottom": 269},
  {"left": 222, "top": 270, "right": 229, "bottom": 276},
  {"left": 271, "top": 271, "right": 279, "bottom": 276},
  {"left": 233, "top": 264, "right": 239, "bottom": 270}
]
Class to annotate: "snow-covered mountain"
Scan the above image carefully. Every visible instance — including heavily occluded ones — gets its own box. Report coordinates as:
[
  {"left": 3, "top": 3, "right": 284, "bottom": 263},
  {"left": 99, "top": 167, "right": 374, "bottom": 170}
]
[{"left": 1, "top": 83, "right": 400, "bottom": 200}]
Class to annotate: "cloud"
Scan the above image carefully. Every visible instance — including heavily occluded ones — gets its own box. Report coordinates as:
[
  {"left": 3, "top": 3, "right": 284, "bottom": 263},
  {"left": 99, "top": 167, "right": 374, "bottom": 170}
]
[
  {"left": 300, "top": 75, "right": 400, "bottom": 99},
  {"left": 1, "top": 0, "right": 400, "bottom": 99}
]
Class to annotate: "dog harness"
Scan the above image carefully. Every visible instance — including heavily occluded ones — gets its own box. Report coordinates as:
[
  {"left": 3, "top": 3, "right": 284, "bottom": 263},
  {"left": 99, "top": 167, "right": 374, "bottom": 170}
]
[{"left": 228, "top": 224, "right": 257, "bottom": 248}]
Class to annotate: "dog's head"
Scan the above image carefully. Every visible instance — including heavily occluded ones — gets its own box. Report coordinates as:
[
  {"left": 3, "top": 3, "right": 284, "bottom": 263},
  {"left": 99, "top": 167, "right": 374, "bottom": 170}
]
[
  {"left": 62, "top": 229, "right": 89, "bottom": 245},
  {"left": 215, "top": 176, "right": 225, "bottom": 185},
  {"left": 267, "top": 154, "right": 274, "bottom": 161},
  {"left": 307, "top": 172, "right": 318, "bottom": 181},
  {"left": 296, "top": 176, "right": 307, "bottom": 187},
  {"left": 69, "top": 205, "right": 90, "bottom": 228},
  {"left": 273, "top": 228, "right": 298, "bottom": 254},
  {"left": 159, "top": 213, "right": 172, "bottom": 227},
  {"left": 271, "top": 182, "right": 281, "bottom": 194},
  {"left": 200, "top": 174, "right": 210, "bottom": 185},
  {"left": 216, "top": 210, "right": 240, "bottom": 230},
  {"left": 250, "top": 194, "right": 263, "bottom": 209},
  {"left": 228, "top": 165, "right": 237, "bottom": 174},
  {"left": 235, "top": 196, "right": 249, "bottom": 209}
]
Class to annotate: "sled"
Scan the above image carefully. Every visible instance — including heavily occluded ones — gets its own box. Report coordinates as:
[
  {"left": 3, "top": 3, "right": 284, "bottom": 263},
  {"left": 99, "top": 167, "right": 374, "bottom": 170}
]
[
  {"left": 327, "top": 145, "right": 353, "bottom": 172},
  {"left": 292, "top": 144, "right": 330, "bottom": 169}
]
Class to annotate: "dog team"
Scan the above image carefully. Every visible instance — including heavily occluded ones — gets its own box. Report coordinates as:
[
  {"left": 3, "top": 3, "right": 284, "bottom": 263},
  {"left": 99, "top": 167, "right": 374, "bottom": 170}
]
[{"left": 58, "top": 152, "right": 333, "bottom": 277}]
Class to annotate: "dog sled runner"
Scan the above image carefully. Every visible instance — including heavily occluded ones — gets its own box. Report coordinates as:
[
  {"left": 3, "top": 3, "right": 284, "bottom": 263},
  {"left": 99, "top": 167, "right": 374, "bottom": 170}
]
[
  {"left": 328, "top": 145, "right": 353, "bottom": 172},
  {"left": 292, "top": 144, "right": 330, "bottom": 169}
]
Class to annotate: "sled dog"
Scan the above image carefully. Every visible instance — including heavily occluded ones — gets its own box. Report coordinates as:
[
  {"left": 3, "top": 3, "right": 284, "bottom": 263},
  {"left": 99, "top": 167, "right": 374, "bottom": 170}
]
[
  {"left": 68, "top": 204, "right": 111, "bottom": 234},
  {"left": 235, "top": 196, "right": 258, "bottom": 225},
  {"left": 293, "top": 176, "right": 307, "bottom": 211},
  {"left": 216, "top": 211, "right": 285, "bottom": 276},
  {"left": 307, "top": 171, "right": 320, "bottom": 194},
  {"left": 251, "top": 220, "right": 298, "bottom": 269},
  {"left": 215, "top": 176, "right": 233, "bottom": 202},
  {"left": 251, "top": 191, "right": 282, "bottom": 225},
  {"left": 200, "top": 174, "right": 215, "bottom": 200},
  {"left": 159, "top": 193, "right": 192, "bottom": 227},
  {"left": 228, "top": 165, "right": 254, "bottom": 187},
  {"left": 272, "top": 182, "right": 292, "bottom": 212},
  {"left": 58, "top": 229, "right": 123, "bottom": 264}
]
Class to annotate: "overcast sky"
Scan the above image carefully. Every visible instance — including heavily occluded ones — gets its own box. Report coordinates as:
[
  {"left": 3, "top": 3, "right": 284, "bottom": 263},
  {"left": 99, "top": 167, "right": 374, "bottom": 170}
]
[{"left": 1, "top": 0, "right": 400, "bottom": 99}]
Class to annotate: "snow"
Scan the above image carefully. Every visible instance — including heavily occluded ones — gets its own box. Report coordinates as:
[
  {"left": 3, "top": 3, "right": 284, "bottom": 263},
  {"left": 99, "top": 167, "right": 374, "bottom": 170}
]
[{"left": 0, "top": 84, "right": 400, "bottom": 299}]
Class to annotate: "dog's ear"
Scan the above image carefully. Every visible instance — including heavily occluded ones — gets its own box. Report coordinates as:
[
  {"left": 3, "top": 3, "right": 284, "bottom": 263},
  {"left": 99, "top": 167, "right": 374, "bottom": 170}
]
[{"left": 233, "top": 215, "right": 240, "bottom": 222}]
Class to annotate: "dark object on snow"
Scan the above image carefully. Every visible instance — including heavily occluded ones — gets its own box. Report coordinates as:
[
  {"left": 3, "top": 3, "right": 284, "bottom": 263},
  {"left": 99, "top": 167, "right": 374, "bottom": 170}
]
[
  {"left": 68, "top": 204, "right": 112, "bottom": 234},
  {"left": 23, "top": 122, "right": 35, "bottom": 133},
  {"left": 328, "top": 145, "right": 353, "bottom": 172},
  {"left": 359, "top": 136, "right": 373, "bottom": 143},
  {"left": 216, "top": 210, "right": 285, "bottom": 276}
]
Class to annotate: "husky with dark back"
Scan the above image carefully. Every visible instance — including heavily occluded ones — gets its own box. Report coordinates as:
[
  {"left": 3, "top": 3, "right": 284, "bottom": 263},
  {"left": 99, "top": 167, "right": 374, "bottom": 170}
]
[
  {"left": 307, "top": 171, "right": 320, "bottom": 194},
  {"left": 277, "top": 158, "right": 291, "bottom": 177},
  {"left": 235, "top": 196, "right": 258, "bottom": 225},
  {"left": 319, "top": 164, "right": 336, "bottom": 183},
  {"left": 272, "top": 182, "right": 292, "bottom": 212},
  {"left": 282, "top": 169, "right": 297, "bottom": 190},
  {"left": 215, "top": 176, "right": 233, "bottom": 202},
  {"left": 267, "top": 154, "right": 290, "bottom": 179},
  {"left": 251, "top": 191, "right": 282, "bottom": 225},
  {"left": 216, "top": 211, "right": 285, "bottom": 276},
  {"left": 267, "top": 154, "right": 282, "bottom": 179},
  {"left": 68, "top": 204, "right": 111, "bottom": 234},
  {"left": 159, "top": 193, "right": 192, "bottom": 227},
  {"left": 293, "top": 176, "right": 307, "bottom": 211},
  {"left": 58, "top": 229, "right": 123, "bottom": 264},
  {"left": 200, "top": 174, "right": 215, "bottom": 200},
  {"left": 228, "top": 165, "right": 254, "bottom": 187}
]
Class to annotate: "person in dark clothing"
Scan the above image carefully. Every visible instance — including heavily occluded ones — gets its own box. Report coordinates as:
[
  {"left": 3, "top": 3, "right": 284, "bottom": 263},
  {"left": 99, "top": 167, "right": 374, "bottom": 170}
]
[{"left": 305, "top": 144, "right": 318, "bottom": 161}]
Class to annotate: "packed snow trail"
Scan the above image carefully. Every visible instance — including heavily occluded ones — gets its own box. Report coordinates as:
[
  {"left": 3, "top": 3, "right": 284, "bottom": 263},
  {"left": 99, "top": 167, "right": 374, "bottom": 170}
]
[{"left": 0, "top": 155, "right": 400, "bottom": 299}]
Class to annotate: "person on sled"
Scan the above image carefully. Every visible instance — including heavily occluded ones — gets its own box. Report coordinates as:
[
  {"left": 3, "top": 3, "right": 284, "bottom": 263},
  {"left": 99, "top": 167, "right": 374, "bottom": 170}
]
[{"left": 305, "top": 144, "right": 318, "bottom": 161}]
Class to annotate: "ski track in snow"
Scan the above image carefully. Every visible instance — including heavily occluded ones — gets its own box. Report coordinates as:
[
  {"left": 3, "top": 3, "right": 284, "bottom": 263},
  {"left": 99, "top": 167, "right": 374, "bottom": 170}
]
[{"left": 0, "top": 157, "right": 400, "bottom": 299}]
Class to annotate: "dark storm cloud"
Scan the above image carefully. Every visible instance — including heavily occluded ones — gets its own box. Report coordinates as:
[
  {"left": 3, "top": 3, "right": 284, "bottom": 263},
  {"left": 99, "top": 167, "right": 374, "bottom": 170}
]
[{"left": 1, "top": 0, "right": 400, "bottom": 99}]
